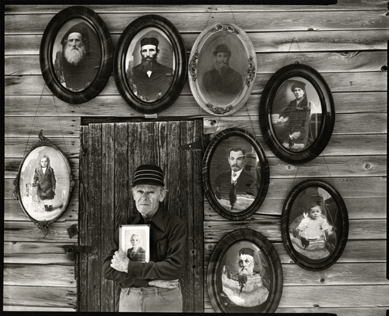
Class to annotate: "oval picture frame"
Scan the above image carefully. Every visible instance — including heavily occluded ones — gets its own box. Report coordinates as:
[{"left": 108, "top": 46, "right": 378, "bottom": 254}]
[
  {"left": 13, "top": 132, "right": 75, "bottom": 236},
  {"left": 189, "top": 23, "right": 257, "bottom": 116},
  {"left": 114, "top": 15, "right": 187, "bottom": 114},
  {"left": 40, "top": 6, "right": 113, "bottom": 104},
  {"left": 259, "top": 64, "right": 335, "bottom": 163},
  {"left": 203, "top": 128, "right": 269, "bottom": 220},
  {"left": 281, "top": 179, "right": 349, "bottom": 271},
  {"left": 207, "top": 229, "right": 283, "bottom": 313}
]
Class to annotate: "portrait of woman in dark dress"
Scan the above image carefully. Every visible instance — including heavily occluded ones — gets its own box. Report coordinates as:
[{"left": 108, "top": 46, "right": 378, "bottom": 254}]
[{"left": 273, "top": 80, "right": 316, "bottom": 151}]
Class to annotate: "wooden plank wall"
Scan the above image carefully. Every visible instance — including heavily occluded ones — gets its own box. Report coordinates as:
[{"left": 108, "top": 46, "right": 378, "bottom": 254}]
[{"left": 4, "top": 2, "right": 388, "bottom": 313}]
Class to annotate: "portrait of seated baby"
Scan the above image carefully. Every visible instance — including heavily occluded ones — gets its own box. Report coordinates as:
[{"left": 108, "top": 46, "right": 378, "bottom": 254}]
[{"left": 289, "top": 203, "right": 337, "bottom": 260}]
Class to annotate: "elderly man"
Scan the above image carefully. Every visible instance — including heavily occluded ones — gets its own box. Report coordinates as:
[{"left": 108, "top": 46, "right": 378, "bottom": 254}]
[
  {"left": 214, "top": 148, "right": 258, "bottom": 210},
  {"left": 202, "top": 44, "right": 243, "bottom": 96},
  {"left": 54, "top": 22, "right": 101, "bottom": 91},
  {"left": 103, "top": 165, "right": 186, "bottom": 312},
  {"left": 127, "top": 37, "right": 174, "bottom": 102},
  {"left": 237, "top": 248, "right": 255, "bottom": 294}
]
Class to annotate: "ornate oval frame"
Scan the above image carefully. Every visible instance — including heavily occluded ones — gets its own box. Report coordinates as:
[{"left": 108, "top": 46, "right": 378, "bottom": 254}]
[
  {"left": 203, "top": 128, "right": 269, "bottom": 220},
  {"left": 207, "top": 229, "right": 283, "bottom": 313},
  {"left": 114, "top": 15, "right": 187, "bottom": 114},
  {"left": 281, "top": 179, "right": 349, "bottom": 271},
  {"left": 259, "top": 64, "right": 335, "bottom": 163},
  {"left": 40, "top": 6, "right": 113, "bottom": 104},
  {"left": 13, "top": 131, "right": 75, "bottom": 236},
  {"left": 189, "top": 22, "right": 257, "bottom": 116}
]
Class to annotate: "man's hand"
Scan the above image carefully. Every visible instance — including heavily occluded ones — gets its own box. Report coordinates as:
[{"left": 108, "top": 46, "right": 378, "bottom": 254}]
[{"left": 111, "top": 249, "right": 129, "bottom": 273}]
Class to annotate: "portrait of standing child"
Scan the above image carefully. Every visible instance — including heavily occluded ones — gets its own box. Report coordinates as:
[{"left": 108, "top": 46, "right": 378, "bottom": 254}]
[{"left": 33, "top": 155, "right": 57, "bottom": 212}]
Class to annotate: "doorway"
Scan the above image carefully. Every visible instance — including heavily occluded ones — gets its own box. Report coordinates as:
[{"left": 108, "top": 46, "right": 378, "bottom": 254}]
[{"left": 78, "top": 119, "right": 204, "bottom": 312}]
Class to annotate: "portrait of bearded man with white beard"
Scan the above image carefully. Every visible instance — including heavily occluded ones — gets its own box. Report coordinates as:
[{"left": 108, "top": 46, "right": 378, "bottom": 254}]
[
  {"left": 221, "top": 246, "right": 270, "bottom": 309},
  {"left": 126, "top": 36, "right": 174, "bottom": 102},
  {"left": 202, "top": 44, "right": 244, "bottom": 98},
  {"left": 54, "top": 22, "right": 101, "bottom": 91}
]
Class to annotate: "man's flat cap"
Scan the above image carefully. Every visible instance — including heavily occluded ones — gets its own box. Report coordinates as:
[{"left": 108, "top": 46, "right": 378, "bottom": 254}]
[
  {"left": 140, "top": 37, "right": 159, "bottom": 48},
  {"left": 239, "top": 248, "right": 254, "bottom": 257},
  {"left": 133, "top": 164, "right": 164, "bottom": 187}
]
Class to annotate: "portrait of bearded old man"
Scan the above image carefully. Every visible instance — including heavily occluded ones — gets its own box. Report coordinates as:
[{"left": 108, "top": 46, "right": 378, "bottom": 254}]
[
  {"left": 202, "top": 44, "right": 244, "bottom": 98},
  {"left": 126, "top": 36, "right": 174, "bottom": 102},
  {"left": 53, "top": 22, "right": 101, "bottom": 91}
]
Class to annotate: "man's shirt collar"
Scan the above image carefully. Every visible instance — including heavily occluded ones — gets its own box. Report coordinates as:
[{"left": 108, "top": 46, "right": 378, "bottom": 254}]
[
  {"left": 132, "top": 207, "right": 166, "bottom": 232},
  {"left": 232, "top": 169, "right": 243, "bottom": 182}
]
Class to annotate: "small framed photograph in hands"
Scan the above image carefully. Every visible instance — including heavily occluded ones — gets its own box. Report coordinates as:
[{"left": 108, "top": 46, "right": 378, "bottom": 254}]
[{"left": 119, "top": 224, "right": 150, "bottom": 263}]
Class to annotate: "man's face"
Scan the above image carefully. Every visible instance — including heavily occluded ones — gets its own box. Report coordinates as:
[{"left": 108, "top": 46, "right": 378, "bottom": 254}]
[
  {"left": 67, "top": 32, "right": 84, "bottom": 49},
  {"left": 130, "top": 235, "right": 140, "bottom": 247},
  {"left": 64, "top": 32, "right": 85, "bottom": 65},
  {"left": 228, "top": 150, "right": 245, "bottom": 172},
  {"left": 309, "top": 205, "right": 322, "bottom": 220},
  {"left": 215, "top": 52, "right": 229, "bottom": 70},
  {"left": 293, "top": 87, "right": 305, "bottom": 100},
  {"left": 239, "top": 254, "right": 254, "bottom": 276},
  {"left": 40, "top": 158, "right": 48, "bottom": 168},
  {"left": 132, "top": 185, "right": 165, "bottom": 220},
  {"left": 141, "top": 44, "right": 158, "bottom": 60}
]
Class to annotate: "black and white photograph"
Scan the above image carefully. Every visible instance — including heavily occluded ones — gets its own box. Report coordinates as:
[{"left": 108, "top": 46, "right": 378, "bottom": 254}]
[
  {"left": 203, "top": 128, "right": 269, "bottom": 221},
  {"left": 125, "top": 28, "right": 174, "bottom": 103},
  {"left": 119, "top": 224, "right": 150, "bottom": 263},
  {"left": 271, "top": 78, "right": 321, "bottom": 151},
  {"left": 282, "top": 180, "right": 349, "bottom": 271},
  {"left": 4, "top": 2, "right": 388, "bottom": 314},
  {"left": 259, "top": 63, "right": 335, "bottom": 164},
  {"left": 52, "top": 19, "right": 101, "bottom": 92},
  {"left": 207, "top": 229, "right": 283, "bottom": 313},
  {"left": 17, "top": 145, "right": 72, "bottom": 222},
  {"left": 39, "top": 6, "right": 113, "bottom": 104},
  {"left": 189, "top": 22, "right": 256, "bottom": 116},
  {"left": 114, "top": 15, "right": 187, "bottom": 114}
]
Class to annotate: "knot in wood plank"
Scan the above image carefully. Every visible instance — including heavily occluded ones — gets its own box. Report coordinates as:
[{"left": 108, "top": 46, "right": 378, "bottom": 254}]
[{"left": 286, "top": 164, "right": 295, "bottom": 171}]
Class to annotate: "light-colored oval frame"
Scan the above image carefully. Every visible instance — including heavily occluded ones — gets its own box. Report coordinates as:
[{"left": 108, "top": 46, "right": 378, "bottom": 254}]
[
  {"left": 189, "top": 23, "right": 257, "bottom": 116},
  {"left": 13, "top": 131, "right": 75, "bottom": 236}
]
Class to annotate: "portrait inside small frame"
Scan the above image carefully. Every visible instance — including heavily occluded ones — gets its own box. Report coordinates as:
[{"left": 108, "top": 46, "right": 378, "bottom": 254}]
[
  {"left": 203, "top": 128, "right": 269, "bottom": 220},
  {"left": 114, "top": 15, "right": 187, "bottom": 114},
  {"left": 14, "top": 133, "right": 74, "bottom": 235},
  {"left": 52, "top": 18, "right": 102, "bottom": 92},
  {"left": 207, "top": 229, "right": 283, "bottom": 313},
  {"left": 259, "top": 64, "right": 335, "bottom": 163},
  {"left": 125, "top": 27, "right": 175, "bottom": 103},
  {"left": 119, "top": 224, "right": 150, "bottom": 263},
  {"left": 189, "top": 23, "right": 256, "bottom": 116},
  {"left": 281, "top": 180, "right": 349, "bottom": 271},
  {"left": 40, "top": 6, "right": 113, "bottom": 104}
]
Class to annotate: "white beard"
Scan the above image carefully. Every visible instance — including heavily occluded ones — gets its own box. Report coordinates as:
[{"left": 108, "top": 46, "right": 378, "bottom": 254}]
[{"left": 64, "top": 45, "right": 85, "bottom": 65}]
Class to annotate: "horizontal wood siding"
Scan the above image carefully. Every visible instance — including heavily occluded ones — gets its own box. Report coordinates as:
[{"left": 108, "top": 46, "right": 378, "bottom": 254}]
[{"left": 4, "top": 1, "right": 387, "bottom": 313}]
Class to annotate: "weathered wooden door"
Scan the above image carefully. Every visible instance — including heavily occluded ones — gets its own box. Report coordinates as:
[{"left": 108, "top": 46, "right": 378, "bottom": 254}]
[{"left": 78, "top": 120, "right": 204, "bottom": 312}]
